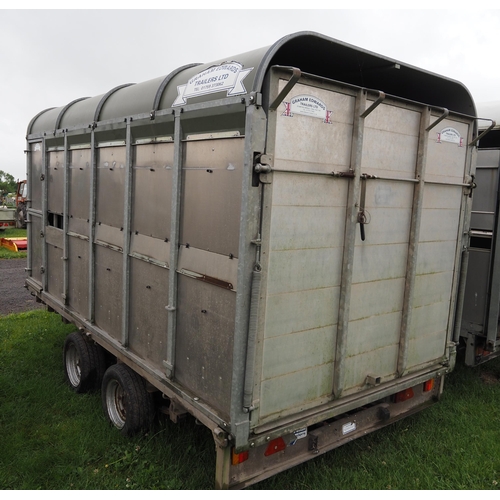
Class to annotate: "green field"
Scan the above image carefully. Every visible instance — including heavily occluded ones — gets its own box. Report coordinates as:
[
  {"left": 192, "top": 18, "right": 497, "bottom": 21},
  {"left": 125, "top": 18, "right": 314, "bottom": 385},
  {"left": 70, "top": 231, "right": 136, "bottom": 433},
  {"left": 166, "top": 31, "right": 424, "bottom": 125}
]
[{"left": 0, "top": 307, "right": 499, "bottom": 490}]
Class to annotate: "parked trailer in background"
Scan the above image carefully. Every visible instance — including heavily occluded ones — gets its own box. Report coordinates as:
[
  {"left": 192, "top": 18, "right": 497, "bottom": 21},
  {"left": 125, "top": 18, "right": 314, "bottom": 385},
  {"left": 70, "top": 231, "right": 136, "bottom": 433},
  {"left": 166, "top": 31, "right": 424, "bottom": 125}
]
[
  {"left": 460, "top": 102, "right": 499, "bottom": 366},
  {"left": 25, "top": 31, "right": 481, "bottom": 489},
  {"left": 0, "top": 206, "right": 15, "bottom": 231}
]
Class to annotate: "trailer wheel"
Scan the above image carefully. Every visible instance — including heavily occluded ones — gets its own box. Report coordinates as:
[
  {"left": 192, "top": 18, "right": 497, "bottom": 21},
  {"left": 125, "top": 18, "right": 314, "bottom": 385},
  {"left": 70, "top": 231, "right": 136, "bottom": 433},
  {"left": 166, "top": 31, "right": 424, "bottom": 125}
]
[
  {"left": 101, "top": 364, "right": 154, "bottom": 436},
  {"left": 63, "top": 332, "right": 106, "bottom": 393}
]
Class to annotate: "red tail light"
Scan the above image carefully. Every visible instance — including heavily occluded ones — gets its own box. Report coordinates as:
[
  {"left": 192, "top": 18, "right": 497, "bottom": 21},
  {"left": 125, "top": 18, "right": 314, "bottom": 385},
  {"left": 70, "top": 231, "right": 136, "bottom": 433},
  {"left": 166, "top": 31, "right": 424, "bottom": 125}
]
[
  {"left": 394, "top": 387, "right": 414, "bottom": 403},
  {"left": 423, "top": 379, "right": 435, "bottom": 392}
]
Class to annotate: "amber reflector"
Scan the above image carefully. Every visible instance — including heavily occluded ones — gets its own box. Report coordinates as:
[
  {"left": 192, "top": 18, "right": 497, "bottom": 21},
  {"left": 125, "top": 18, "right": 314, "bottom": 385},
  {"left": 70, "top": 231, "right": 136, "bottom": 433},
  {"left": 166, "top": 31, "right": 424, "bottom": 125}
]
[{"left": 232, "top": 449, "right": 249, "bottom": 465}]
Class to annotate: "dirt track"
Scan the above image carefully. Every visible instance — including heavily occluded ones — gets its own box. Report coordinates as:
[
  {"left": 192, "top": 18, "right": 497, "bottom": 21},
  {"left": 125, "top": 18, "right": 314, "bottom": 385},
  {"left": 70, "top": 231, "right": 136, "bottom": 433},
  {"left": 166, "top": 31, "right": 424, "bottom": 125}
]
[{"left": 0, "top": 257, "right": 44, "bottom": 316}]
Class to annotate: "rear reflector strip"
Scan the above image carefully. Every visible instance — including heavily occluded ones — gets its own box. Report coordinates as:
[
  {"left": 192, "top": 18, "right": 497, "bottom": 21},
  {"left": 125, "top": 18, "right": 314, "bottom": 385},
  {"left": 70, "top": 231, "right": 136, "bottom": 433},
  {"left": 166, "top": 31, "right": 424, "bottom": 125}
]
[
  {"left": 393, "top": 387, "right": 414, "bottom": 403},
  {"left": 265, "top": 437, "right": 286, "bottom": 456}
]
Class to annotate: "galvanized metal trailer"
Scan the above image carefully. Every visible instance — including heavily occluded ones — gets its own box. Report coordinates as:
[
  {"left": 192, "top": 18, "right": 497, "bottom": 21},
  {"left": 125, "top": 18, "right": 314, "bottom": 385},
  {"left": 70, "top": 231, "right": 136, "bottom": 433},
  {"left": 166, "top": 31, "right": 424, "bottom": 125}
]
[
  {"left": 460, "top": 102, "right": 500, "bottom": 366},
  {"left": 25, "top": 31, "right": 479, "bottom": 488}
]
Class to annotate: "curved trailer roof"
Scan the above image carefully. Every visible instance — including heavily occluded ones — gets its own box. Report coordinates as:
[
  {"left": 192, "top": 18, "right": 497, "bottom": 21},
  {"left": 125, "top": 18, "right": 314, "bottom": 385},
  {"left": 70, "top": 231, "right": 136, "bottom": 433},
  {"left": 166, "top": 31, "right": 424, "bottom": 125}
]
[{"left": 27, "top": 31, "right": 476, "bottom": 136}]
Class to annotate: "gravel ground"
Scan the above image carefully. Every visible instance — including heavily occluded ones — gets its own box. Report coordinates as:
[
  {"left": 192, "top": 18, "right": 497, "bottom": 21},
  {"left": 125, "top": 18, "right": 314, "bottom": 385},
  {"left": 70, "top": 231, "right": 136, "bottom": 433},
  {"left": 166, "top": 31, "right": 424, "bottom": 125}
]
[{"left": 0, "top": 257, "right": 44, "bottom": 316}]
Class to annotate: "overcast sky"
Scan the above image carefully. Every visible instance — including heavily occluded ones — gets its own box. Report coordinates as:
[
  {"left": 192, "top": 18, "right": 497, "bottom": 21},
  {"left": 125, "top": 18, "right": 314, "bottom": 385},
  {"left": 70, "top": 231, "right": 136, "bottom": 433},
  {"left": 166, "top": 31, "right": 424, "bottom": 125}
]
[{"left": 1, "top": 7, "right": 500, "bottom": 182}]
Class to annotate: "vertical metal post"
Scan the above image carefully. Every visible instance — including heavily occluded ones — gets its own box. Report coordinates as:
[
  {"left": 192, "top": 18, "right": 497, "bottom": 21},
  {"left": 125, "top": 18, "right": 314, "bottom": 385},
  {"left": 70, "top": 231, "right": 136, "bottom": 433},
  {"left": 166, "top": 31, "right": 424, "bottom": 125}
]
[
  {"left": 121, "top": 120, "right": 133, "bottom": 347},
  {"left": 231, "top": 100, "right": 267, "bottom": 448},
  {"left": 62, "top": 133, "right": 70, "bottom": 304},
  {"left": 452, "top": 131, "right": 476, "bottom": 346},
  {"left": 452, "top": 249, "right": 469, "bottom": 344},
  {"left": 25, "top": 142, "right": 32, "bottom": 276},
  {"left": 88, "top": 129, "right": 97, "bottom": 323},
  {"left": 484, "top": 228, "right": 500, "bottom": 344},
  {"left": 333, "top": 89, "right": 367, "bottom": 398},
  {"left": 397, "top": 106, "right": 431, "bottom": 376},
  {"left": 164, "top": 110, "right": 183, "bottom": 379},
  {"left": 214, "top": 442, "right": 231, "bottom": 490},
  {"left": 41, "top": 137, "right": 48, "bottom": 291},
  {"left": 485, "top": 163, "right": 500, "bottom": 346}
]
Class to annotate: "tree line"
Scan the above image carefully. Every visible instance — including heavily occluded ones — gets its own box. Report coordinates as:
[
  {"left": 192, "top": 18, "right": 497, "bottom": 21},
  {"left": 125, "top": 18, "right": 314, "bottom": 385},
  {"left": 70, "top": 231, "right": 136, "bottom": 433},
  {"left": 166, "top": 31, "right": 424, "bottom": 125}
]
[{"left": 0, "top": 170, "right": 18, "bottom": 203}]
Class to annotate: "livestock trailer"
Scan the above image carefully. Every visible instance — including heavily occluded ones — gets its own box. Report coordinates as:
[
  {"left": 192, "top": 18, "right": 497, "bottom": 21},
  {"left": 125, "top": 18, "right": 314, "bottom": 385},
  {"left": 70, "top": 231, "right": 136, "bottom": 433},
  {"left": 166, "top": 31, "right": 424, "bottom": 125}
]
[
  {"left": 460, "top": 101, "right": 500, "bottom": 366},
  {"left": 25, "top": 31, "right": 480, "bottom": 488}
]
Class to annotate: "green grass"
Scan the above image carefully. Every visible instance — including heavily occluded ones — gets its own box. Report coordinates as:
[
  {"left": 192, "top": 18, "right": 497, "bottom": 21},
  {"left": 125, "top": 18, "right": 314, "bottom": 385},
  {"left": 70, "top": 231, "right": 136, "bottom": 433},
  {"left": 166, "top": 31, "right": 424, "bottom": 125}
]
[
  {"left": 1, "top": 308, "right": 499, "bottom": 489},
  {"left": 0, "top": 228, "right": 27, "bottom": 259}
]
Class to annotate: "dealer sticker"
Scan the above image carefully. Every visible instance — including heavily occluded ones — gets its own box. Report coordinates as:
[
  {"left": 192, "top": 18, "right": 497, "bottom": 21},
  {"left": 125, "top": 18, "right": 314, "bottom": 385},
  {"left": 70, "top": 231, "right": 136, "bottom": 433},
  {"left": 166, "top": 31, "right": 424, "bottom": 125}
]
[
  {"left": 289, "top": 427, "right": 308, "bottom": 446},
  {"left": 173, "top": 62, "right": 253, "bottom": 106},
  {"left": 282, "top": 94, "right": 332, "bottom": 123},
  {"left": 437, "top": 127, "right": 463, "bottom": 146}
]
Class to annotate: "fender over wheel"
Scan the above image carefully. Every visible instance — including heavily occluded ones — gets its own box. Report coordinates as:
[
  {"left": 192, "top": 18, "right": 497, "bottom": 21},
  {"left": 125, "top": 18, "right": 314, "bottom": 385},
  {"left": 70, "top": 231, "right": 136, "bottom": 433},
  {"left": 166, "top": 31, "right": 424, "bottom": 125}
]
[{"left": 101, "top": 363, "right": 155, "bottom": 436}]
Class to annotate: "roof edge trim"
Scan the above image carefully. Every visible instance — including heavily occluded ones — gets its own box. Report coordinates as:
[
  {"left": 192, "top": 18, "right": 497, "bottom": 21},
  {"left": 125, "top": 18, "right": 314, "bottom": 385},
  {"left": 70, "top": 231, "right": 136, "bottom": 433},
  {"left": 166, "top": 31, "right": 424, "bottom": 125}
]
[
  {"left": 55, "top": 97, "right": 91, "bottom": 131},
  {"left": 26, "top": 107, "right": 56, "bottom": 136},
  {"left": 152, "top": 63, "right": 203, "bottom": 113}
]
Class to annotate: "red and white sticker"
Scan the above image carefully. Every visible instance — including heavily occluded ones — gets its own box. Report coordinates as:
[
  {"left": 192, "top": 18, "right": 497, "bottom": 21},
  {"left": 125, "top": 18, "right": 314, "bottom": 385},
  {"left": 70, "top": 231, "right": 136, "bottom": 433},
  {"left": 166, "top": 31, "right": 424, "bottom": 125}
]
[
  {"left": 437, "top": 127, "right": 463, "bottom": 146},
  {"left": 282, "top": 94, "right": 332, "bottom": 124}
]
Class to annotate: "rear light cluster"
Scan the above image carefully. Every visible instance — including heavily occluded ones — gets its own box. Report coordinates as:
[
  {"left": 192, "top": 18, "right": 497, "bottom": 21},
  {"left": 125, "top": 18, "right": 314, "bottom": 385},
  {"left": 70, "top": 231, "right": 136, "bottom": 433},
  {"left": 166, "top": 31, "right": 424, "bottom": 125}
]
[
  {"left": 232, "top": 449, "right": 249, "bottom": 465},
  {"left": 393, "top": 387, "right": 414, "bottom": 403},
  {"left": 233, "top": 378, "right": 436, "bottom": 466},
  {"left": 232, "top": 436, "right": 287, "bottom": 465},
  {"left": 423, "top": 378, "right": 435, "bottom": 392},
  {"left": 393, "top": 378, "right": 435, "bottom": 403}
]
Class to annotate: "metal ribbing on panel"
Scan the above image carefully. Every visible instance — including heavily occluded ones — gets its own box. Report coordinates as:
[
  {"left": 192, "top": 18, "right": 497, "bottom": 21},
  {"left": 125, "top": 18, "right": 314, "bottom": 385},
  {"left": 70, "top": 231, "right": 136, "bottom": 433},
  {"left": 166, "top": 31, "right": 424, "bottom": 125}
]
[
  {"left": 485, "top": 177, "right": 500, "bottom": 346},
  {"left": 93, "top": 84, "right": 134, "bottom": 124},
  {"left": 452, "top": 126, "right": 477, "bottom": 346},
  {"left": 397, "top": 106, "right": 431, "bottom": 377},
  {"left": 230, "top": 102, "right": 267, "bottom": 449},
  {"left": 121, "top": 120, "right": 133, "bottom": 347},
  {"left": 63, "top": 133, "right": 69, "bottom": 304},
  {"left": 243, "top": 267, "right": 262, "bottom": 409},
  {"left": 41, "top": 137, "right": 48, "bottom": 292},
  {"left": 151, "top": 63, "right": 202, "bottom": 113},
  {"left": 333, "top": 89, "right": 367, "bottom": 398},
  {"left": 55, "top": 98, "right": 90, "bottom": 131},
  {"left": 88, "top": 130, "right": 97, "bottom": 322},
  {"left": 164, "top": 110, "right": 183, "bottom": 380}
]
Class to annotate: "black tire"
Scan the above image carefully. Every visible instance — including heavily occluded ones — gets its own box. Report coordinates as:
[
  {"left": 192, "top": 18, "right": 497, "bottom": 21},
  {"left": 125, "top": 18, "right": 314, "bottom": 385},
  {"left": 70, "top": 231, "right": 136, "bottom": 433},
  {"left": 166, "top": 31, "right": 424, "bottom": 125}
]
[
  {"left": 16, "top": 203, "right": 27, "bottom": 229},
  {"left": 101, "top": 363, "right": 155, "bottom": 436},
  {"left": 63, "top": 332, "right": 106, "bottom": 393}
]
